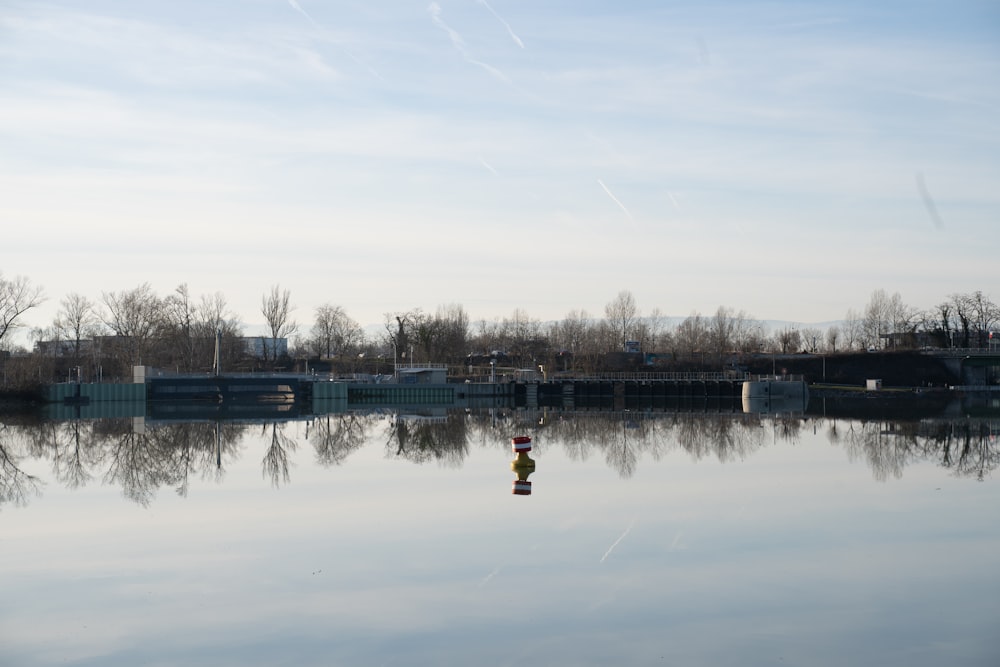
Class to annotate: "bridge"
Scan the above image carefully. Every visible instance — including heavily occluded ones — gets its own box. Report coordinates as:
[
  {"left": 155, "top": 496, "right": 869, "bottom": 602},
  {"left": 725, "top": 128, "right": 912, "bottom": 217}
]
[{"left": 922, "top": 349, "right": 1000, "bottom": 386}]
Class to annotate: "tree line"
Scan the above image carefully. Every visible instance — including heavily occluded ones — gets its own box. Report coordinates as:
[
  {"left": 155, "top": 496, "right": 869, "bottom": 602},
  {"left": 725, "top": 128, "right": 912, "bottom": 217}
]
[{"left": 0, "top": 272, "right": 997, "bottom": 385}]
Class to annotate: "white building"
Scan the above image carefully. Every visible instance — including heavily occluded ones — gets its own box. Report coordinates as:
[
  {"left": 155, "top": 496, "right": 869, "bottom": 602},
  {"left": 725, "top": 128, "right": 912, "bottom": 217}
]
[{"left": 242, "top": 336, "right": 288, "bottom": 359}]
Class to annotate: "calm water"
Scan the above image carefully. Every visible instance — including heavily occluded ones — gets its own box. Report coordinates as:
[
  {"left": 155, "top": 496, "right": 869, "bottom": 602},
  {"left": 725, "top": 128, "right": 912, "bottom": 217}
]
[{"left": 2, "top": 407, "right": 999, "bottom": 666}]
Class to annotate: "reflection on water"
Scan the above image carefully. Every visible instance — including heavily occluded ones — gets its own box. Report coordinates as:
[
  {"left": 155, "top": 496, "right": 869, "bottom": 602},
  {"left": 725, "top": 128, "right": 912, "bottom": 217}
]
[
  {"left": 2, "top": 405, "right": 999, "bottom": 508},
  {"left": 2, "top": 402, "right": 1000, "bottom": 667}
]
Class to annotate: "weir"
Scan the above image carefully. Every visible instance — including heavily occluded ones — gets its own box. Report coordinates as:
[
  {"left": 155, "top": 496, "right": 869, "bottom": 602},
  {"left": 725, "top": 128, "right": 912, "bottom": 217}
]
[{"left": 43, "top": 370, "right": 820, "bottom": 418}]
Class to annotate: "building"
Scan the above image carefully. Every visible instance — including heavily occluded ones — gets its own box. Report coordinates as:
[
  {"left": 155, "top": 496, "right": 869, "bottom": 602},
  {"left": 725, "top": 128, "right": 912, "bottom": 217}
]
[{"left": 242, "top": 336, "right": 288, "bottom": 360}]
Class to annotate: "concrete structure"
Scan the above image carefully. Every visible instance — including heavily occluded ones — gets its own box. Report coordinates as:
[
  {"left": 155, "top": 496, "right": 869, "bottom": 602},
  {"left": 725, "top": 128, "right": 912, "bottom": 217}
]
[{"left": 741, "top": 375, "right": 809, "bottom": 414}]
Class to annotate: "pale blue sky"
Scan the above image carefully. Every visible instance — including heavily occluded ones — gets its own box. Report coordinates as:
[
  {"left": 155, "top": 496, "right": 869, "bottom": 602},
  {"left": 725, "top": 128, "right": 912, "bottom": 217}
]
[{"left": 2, "top": 0, "right": 998, "bottom": 333}]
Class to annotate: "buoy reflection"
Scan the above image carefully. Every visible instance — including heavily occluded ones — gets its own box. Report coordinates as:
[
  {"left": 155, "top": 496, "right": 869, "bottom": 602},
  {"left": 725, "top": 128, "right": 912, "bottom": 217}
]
[{"left": 510, "top": 435, "right": 536, "bottom": 495}]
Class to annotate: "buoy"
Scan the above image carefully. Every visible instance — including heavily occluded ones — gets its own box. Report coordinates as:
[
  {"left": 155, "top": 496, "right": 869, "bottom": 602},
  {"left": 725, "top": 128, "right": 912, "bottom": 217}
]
[{"left": 510, "top": 434, "right": 535, "bottom": 495}]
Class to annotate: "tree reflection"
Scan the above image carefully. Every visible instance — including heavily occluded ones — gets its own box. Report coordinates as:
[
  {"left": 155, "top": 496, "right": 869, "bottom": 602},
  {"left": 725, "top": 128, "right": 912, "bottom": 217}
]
[
  {"left": 311, "top": 413, "right": 372, "bottom": 466},
  {"left": 2, "top": 410, "right": 997, "bottom": 505},
  {"left": 384, "top": 413, "right": 469, "bottom": 466},
  {"left": 52, "top": 421, "right": 93, "bottom": 489},
  {"left": 262, "top": 422, "right": 297, "bottom": 487},
  {"left": 146, "top": 422, "right": 246, "bottom": 496},
  {"left": 102, "top": 426, "right": 175, "bottom": 506},
  {"left": 826, "top": 417, "right": 1000, "bottom": 482},
  {"left": 0, "top": 424, "right": 43, "bottom": 508},
  {"left": 939, "top": 421, "right": 999, "bottom": 481}
]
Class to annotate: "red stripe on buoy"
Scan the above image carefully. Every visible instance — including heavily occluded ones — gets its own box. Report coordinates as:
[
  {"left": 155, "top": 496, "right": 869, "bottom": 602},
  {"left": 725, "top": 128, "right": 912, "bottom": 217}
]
[
  {"left": 512, "top": 435, "right": 532, "bottom": 452},
  {"left": 512, "top": 480, "right": 532, "bottom": 495}
]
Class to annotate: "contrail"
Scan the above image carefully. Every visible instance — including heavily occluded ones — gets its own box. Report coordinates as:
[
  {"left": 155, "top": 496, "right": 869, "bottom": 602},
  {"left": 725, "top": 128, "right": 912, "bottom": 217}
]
[
  {"left": 598, "top": 179, "right": 633, "bottom": 221},
  {"left": 668, "top": 531, "right": 684, "bottom": 551},
  {"left": 916, "top": 171, "right": 944, "bottom": 228},
  {"left": 478, "top": 0, "right": 525, "bottom": 48},
  {"left": 429, "top": 2, "right": 466, "bottom": 50},
  {"left": 667, "top": 191, "right": 680, "bottom": 210},
  {"left": 600, "top": 519, "right": 636, "bottom": 563},
  {"left": 479, "top": 158, "right": 499, "bottom": 175},
  {"left": 285, "top": 0, "right": 384, "bottom": 80},
  {"left": 287, "top": 0, "right": 321, "bottom": 29},
  {"left": 429, "top": 2, "right": 510, "bottom": 83},
  {"left": 478, "top": 566, "right": 502, "bottom": 587}
]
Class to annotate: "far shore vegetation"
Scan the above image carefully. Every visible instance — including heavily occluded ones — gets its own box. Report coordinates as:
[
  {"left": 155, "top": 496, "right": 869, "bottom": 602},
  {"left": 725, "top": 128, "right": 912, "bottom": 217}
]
[{"left": 1, "top": 272, "right": 997, "bottom": 389}]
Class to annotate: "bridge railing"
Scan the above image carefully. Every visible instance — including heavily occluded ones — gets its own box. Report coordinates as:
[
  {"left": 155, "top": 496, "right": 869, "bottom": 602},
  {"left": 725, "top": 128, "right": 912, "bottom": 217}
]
[
  {"left": 926, "top": 348, "right": 1000, "bottom": 357},
  {"left": 547, "top": 372, "right": 747, "bottom": 382}
]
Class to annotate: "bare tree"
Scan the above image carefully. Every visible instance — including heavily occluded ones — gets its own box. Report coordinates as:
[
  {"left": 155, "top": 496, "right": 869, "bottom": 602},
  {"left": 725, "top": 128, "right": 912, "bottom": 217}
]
[
  {"left": 967, "top": 290, "right": 999, "bottom": 347},
  {"left": 673, "top": 312, "right": 708, "bottom": 357},
  {"left": 863, "top": 289, "right": 913, "bottom": 349},
  {"left": 643, "top": 307, "right": 669, "bottom": 353},
  {"left": 775, "top": 325, "right": 801, "bottom": 354},
  {"left": 842, "top": 308, "right": 864, "bottom": 351},
  {"left": 862, "top": 289, "right": 892, "bottom": 349},
  {"left": 432, "top": 303, "right": 470, "bottom": 362},
  {"left": 471, "top": 317, "right": 502, "bottom": 356},
  {"left": 800, "top": 327, "right": 823, "bottom": 353},
  {"left": 0, "top": 274, "right": 45, "bottom": 348},
  {"left": 196, "top": 292, "right": 242, "bottom": 343},
  {"left": 825, "top": 325, "right": 840, "bottom": 353},
  {"left": 932, "top": 300, "right": 954, "bottom": 346},
  {"left": 502, "top": 308, "right": 544, "bottom": 364},
  {"left": 53, "top": 293, "right": 101, "bottom": 356},
  {"left": 384, "top": 309, "right": 421, "bottom": 365},
  {"left": 551, "top": 309, "right": 592, "bottom": 354},
  {"left": 261, "top": 285, "right": 297, "bottom": 361},
  {"left": 102, "top": 283, "right": 163, "bottom": 370},
  {"left": 162, "top": 284, "right": 198, "bottom": 371},
  {"left": 605, "top": 290, "right": 639, "bottom": 352},
  {"left": 732, "top": 313, "right": 765, "bottom": 354},
  {"left": 311, "top": 304, "right": 363, "bottom": 359}
]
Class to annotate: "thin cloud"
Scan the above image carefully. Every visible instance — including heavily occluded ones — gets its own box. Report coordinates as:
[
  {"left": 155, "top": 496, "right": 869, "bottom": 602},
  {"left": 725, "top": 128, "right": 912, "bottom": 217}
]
[
  {"left": 477, "top": 0, "right": 525, "bottom": 49},
  {"left": 598, "top": 179, "right": 634, "bottom": 221},
  {"left": 428, "top": 2, "right": 510, "bottom": 83}
]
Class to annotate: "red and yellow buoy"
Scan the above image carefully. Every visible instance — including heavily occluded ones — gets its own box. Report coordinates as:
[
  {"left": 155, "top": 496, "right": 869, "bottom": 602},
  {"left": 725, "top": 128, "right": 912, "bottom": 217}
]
[{"left": 510, "top": 435, "right": 536, "bottom": 495}]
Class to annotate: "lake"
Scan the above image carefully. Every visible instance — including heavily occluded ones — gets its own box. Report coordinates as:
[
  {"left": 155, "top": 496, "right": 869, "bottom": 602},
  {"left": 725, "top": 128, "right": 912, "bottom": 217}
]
[{"left": 2, "top": 403, "right": 998, "bottom": 666}]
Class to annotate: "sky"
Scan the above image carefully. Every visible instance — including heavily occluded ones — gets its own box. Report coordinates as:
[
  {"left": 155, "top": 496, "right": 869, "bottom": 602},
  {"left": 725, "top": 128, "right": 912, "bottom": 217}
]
[{"left": 2, "top": 0, "right": 999, "bottom": 338}]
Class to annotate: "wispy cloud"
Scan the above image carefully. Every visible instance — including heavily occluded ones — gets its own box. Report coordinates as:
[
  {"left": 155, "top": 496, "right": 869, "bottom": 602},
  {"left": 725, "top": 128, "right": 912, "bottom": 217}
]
[
  {"left": 597, "top": 179, "right": 633, "bottom": 221},
  {"left": 477, "top": 0, "right": 525, "bottom": 49},
  {"left": 428, "top": 2, "right": 510, "bottom": 83}
]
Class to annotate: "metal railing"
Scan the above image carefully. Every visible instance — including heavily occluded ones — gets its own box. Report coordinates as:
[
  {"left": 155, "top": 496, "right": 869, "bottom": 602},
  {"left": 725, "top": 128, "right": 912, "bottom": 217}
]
[{"left": 544, "top": 372, "right": 748, "bottom": 382}]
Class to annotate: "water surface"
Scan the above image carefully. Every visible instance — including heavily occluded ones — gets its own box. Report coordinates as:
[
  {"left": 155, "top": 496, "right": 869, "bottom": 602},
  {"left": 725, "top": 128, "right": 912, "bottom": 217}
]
[{"left": 2, "top": 408, "right": 998, "bottom": 666}]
